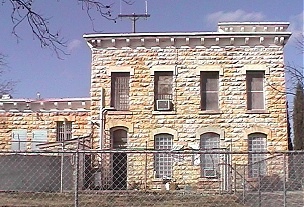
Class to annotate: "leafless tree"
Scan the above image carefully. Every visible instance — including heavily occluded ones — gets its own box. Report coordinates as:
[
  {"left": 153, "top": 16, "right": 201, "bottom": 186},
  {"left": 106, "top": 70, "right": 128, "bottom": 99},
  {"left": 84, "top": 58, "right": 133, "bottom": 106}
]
[
  {"left": 0, "top": 54, "right": 16, "bottom": 96},
  {"left": 5, "top": 0, "right": 132, "bottom": 57},
  {"left": 285, "top": 34, "right": 304, "bottom": 96}
]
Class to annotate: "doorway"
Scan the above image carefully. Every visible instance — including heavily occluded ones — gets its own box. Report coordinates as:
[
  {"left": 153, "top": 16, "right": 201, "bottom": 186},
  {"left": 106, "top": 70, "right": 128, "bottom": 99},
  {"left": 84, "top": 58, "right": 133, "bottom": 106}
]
[{"left": 111, "top": 128, "right": 128, "bottom": 190}]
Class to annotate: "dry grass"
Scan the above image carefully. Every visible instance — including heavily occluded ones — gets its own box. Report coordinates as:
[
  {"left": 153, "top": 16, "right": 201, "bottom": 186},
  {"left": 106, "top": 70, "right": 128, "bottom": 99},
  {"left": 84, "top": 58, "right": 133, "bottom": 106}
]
[{"left": 0, "top": 191, "right": 246, "bottom": 207}]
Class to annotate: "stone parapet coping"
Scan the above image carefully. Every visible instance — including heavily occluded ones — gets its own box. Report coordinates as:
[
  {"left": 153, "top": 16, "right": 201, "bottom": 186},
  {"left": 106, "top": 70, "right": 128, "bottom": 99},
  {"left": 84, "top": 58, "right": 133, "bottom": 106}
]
[
  {"left": 84, "top": 22, "right": 291, "bottom": 49},
  {"left": 0, "top": 98, "right": 91, "bottom": 112}
]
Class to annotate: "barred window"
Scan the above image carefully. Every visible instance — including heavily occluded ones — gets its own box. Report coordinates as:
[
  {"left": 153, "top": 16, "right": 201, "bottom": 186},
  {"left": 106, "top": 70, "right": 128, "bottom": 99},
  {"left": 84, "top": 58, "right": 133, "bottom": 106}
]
[
  {"left": 154, "top": 133, "right": 173, "bottom": 178},
  {"left": 111, "top": 72, "right": 130, "bottom": 111},
  {"left": 201, "top": 72, "right": 219, "bottom": 111},
  {"left": 200, "top": 133, "right": 220, "bottom": 177},
  {"left": 248, "top": 133, "right": 267, "bottom": 178},
  {"left": 247, "top": 71, "right": 265, "bottom": 110},
  {"left": 56, "top": 121, "right": 72, "bottom": 142}
]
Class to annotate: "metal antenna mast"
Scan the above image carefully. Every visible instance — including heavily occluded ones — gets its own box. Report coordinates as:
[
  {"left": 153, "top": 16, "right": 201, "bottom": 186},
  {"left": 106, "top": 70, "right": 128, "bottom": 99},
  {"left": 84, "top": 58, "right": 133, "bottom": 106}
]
[{"left": 118, "top": 1, "right": 150, "bottom": 33}]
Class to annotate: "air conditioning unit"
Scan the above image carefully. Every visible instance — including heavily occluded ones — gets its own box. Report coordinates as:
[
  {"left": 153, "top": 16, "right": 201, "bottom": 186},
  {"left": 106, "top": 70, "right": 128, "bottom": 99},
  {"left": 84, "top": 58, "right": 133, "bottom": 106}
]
[
  {"left": 204, "top": 168, "right": 217, "bottom": 178},
  {"left": 156, "top": 100, "right": 172, "bottom": 111}
]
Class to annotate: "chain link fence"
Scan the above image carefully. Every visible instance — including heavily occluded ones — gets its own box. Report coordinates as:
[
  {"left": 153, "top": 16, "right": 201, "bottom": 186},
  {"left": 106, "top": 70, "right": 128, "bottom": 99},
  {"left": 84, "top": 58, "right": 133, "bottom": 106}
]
[{"left": 0, "top": 150, "right": 303, "bottom": 207}]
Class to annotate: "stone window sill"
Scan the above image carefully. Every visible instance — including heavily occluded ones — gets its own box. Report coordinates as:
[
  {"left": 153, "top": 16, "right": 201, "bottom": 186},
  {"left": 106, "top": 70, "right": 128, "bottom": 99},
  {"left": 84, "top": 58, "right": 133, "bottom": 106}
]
[
  {"left": 198, "top": 177, "right": 220, "bottom": 182},
  {"left": 198, "top": 110, "right": 222, "bottom": 115},
  {"left": 107, "top": 111, "right": 133, "bottom": 115},
  {"left": 246, "top": 110, "right": 269, "bottom": 114},
  {"left": 152, "top": 111, "right": 176, "bottom": 115}
]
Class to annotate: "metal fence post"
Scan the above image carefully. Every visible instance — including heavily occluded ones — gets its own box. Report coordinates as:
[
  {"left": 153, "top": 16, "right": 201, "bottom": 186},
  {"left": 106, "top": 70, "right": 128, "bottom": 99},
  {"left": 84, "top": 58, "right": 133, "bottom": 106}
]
[
  {"left": 60, "top": 143, "right": 64, "bottom": 193},
  {"left": 74, "top": 150, "right": 79, "bottom": 207},
  {"left": 242, "top": 165, "right": 246, "bottom": 204},
  {"left": 258, "top": 162, "right": 261, "bottom": 207},
  {"left": 283, "top": 153, "right": 287, "bottom": 207}
]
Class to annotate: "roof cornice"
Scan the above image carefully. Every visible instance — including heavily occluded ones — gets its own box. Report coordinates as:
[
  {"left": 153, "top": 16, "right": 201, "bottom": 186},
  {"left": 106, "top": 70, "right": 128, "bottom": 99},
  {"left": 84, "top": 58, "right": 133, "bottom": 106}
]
[
  {"left": 83, "top": 22, "right": 292, "bottom": 49},
  {"left": 84, "top": 32, "right": 291, "bottom": 49}
]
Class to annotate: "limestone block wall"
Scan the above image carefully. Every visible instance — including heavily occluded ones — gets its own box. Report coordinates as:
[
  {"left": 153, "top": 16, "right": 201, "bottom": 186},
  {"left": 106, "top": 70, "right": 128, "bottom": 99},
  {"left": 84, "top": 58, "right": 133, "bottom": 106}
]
[
  {"left": 90, "top": 45, "right": 288, "bottom": 189},
  {"left": 0, "top": 111, "right": 91, "bottom": 150}
]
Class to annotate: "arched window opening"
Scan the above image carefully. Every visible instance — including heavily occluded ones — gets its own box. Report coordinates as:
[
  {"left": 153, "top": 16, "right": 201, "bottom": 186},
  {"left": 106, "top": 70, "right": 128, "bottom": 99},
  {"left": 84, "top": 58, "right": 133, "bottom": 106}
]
[
  {"left": 248, "top": 133, "right": 267, "bottom": 178},
  {"left": 154, "top": 133, "right": 173, "bottom": 179},
  {"left": 200, "top": 132, "right": 220, "bottom": 178}
]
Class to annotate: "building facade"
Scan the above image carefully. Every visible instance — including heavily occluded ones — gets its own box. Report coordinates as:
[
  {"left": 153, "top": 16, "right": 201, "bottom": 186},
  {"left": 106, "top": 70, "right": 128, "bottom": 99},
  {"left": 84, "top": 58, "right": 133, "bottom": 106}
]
[
  {"left": 0, "top": 97, "right": 91, "bottom": 150},
  {"left": 0, "top": 22, "right": 292, "bottom": 191},
  {"left": 84, "top": 22, "right": 291, "bottom": 190}
]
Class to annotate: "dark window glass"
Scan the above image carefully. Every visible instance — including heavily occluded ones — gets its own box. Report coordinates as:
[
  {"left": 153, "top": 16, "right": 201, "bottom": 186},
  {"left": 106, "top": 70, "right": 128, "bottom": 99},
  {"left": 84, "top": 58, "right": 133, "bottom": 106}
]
[
  {"left": 247, "top": 71, "right": 264, "bottom": 110},
  {"left": 201, "top": 72, "right": 219, "bottom": 110}
]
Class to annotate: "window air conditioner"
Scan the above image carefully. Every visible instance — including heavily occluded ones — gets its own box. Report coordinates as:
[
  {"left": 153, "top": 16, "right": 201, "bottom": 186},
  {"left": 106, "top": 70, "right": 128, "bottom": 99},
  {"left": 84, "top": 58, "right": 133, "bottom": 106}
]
[
  {"left": 204, "top": 168, "right": 217, "bottom": 178},
  {"left": 156, "top": 100, "right": 171, "bottom": 111}
]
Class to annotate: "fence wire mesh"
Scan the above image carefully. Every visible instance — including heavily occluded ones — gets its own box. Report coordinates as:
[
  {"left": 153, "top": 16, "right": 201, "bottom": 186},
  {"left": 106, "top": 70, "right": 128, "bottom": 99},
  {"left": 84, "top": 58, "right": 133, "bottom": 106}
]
[{"left": 0, "top": 150, "right": 303, "bottom": 207}]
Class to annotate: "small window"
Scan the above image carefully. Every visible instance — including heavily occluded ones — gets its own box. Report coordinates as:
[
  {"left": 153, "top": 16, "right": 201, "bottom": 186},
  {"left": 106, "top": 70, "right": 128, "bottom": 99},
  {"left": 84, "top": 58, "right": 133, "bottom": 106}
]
[
  {"left": 247, "top": 71, "right": 264, "bottom": 110},
  {"left": 201, "top": 72, "right": 219, "bottom": 111},
  {"left": 154, "top": 133, "right": 173, "bottom": 178},
  {"left": 248, "top": 133, "right": 267, "bottom": 178},
  {"left": 200, "top": 132, "right": 220, "bottom": 177},
  {"left": 11, "top": 129, "right": 27, "bottom": 151},
  {"left": 111, "top": 72, "right": 130, "bottom": 111},
  {"left": 32, "top": 130, "right": 47, "bottom": 150},
  {"left": 111, "top": 128, "right": 128, "bottom": 149},
  {"left": 154, "top": 72, "right": 173, "bottom": 110},
  {"left": 56, "top": 121, "right": 72, "bottom": 142}
]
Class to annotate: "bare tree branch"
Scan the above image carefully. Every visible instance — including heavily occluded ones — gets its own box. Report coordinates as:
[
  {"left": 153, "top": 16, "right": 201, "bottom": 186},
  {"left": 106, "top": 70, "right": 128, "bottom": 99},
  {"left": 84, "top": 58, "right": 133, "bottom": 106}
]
[
  {"left": 6, "top": 0, "right": 133, "bottom": 57},
  {"left": 0, "top": 54, "right": 16, "bottom": 96}
]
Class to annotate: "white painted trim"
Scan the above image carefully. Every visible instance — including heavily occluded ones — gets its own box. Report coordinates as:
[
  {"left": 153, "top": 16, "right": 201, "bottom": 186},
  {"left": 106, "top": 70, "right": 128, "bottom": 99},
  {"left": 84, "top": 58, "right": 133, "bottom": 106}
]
[
  {"left": 242, "top": 64, "right": 269, "bottom": 75},
  {"left": 196, "top": 126, "right": 225, "bottom": 140},
  {"left": 150, "top": 65, "right": 177, "bottom": 75},
  {"left": 196, "top": 65, "right": 224, "bottom": 76},
  {"left": 151, "top": 127, "right": 178, "bottom": 141},
  {"left": 107, "top": 66, "right": 134, "bottom": 76}
]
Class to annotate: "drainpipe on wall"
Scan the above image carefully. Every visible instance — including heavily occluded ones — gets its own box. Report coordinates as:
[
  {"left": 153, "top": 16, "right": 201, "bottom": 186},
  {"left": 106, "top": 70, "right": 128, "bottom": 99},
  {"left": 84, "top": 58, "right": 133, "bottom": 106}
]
[
  {"left": 99, "top": 88, "right": 105, "bottom": 149},
  {"left": 99, "top": 88, "right": 115, "bottom": 149}
]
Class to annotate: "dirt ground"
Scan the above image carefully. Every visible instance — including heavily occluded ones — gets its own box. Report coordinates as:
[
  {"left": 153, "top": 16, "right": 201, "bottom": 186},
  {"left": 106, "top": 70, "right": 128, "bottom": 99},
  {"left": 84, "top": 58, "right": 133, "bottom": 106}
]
[{"left": 0, "top": 191, "right": 245, "bottom": 207}]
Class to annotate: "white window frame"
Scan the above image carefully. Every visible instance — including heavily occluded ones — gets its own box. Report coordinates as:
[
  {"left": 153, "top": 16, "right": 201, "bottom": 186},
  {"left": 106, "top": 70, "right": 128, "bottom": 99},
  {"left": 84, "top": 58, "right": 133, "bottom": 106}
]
[
  {"left": 11, "top": 129, "right": 27, "bottom": 151},
  {"left": 154, "top": 133, "right": 173, "bottom": 179},
  {"left": 246, "top": 71, "right": 265, "bottom": 110},
  {"left": 248, "top": 133, "right": 267, "bottom": 178}
]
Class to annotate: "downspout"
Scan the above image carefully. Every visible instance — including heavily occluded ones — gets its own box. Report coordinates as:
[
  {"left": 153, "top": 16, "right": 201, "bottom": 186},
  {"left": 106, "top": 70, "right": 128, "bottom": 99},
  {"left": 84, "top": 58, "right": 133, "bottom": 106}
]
[
  {"left": 99, "top": 88, "right": 105, "bottom": 149},
  {"left": 99, "top": 88, "right": 115, "bottom": 149}
]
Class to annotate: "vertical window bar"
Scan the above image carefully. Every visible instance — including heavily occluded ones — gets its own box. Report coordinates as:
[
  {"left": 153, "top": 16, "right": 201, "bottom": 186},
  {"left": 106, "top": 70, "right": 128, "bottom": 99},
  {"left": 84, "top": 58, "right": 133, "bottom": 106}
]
[
  {"left": 112, "top": 73, "right": 130, "bottom": 110},
  {"left": 56, "top": 121, "right": 72, "bottom": 142}
]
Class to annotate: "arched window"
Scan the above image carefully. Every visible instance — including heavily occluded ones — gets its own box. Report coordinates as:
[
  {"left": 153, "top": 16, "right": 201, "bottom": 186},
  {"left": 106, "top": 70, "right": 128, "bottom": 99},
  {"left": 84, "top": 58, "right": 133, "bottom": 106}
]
[
  {"left": 111, "top": 128, "right": 128, "bottom": 149},
  {"left": 154, "top": 133, "right": 173, "bottom": 178},
  {"left": 248, "top": 133, "right": 267, "bottom": 178},
  {"left": 200, "top": 132, "right": 220, "bottom": 177}
]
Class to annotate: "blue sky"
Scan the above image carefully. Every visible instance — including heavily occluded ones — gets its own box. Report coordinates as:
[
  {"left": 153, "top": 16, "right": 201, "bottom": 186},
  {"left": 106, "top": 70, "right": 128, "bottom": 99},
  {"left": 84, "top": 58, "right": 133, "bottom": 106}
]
[{"left": 0, "top": 0, "right": 303, "bottom": 99}]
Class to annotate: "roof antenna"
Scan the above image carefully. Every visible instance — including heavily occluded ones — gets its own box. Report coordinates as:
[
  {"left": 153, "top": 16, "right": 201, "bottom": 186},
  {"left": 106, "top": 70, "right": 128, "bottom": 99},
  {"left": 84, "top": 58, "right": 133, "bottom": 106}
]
[
  {"left": 37, "top": 92, "right": 41, "bottom": 100},
  {"left": 118, "top": 1, "right": 150, "bottom": 33}
]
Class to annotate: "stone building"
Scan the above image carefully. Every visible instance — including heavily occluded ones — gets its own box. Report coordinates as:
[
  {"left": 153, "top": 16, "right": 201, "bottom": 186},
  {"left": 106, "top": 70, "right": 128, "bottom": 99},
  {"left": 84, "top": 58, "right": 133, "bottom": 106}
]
[
  {"left": 0, "top": 21, "right": 292, "bottom": 191},
  {"left": 0, "top": 96, "right": 91, "bottom": 150},
  {"left": 83, "top": 22, "right": 291, "bottom": 190}
]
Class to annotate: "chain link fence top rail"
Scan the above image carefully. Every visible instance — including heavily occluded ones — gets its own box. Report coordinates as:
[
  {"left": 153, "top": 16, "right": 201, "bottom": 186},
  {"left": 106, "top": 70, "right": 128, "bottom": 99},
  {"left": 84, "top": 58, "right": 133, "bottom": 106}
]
[{"left": 0, "top": 150, "right": 303, "bottom": 207}]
